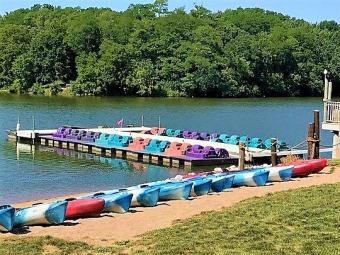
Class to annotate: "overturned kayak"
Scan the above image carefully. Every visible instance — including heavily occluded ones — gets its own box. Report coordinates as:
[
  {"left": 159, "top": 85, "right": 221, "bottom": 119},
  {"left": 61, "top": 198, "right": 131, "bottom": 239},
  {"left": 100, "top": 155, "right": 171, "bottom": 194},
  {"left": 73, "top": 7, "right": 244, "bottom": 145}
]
[
  {"left": 291, "top": 159, "right": 327, "bottom": 176},
  {"left": 83, "top": 192, "right": 133, "bottom": 214},
  {"left": 14, "top": 201, "right": 68, "bottom": 227},
  {"left": 231, "top": 170, "right": 269, "bottom": 187},
  {"left": 184, "top": 173, "right": 235, "bottom": 192},
  {"left": 0, "top": 205, "right": 15, "bottom": 232},
  {"left": 250, "top": 165, "right": 293, "bottom": 182},
  {"left": 146, "top": 181, "right": 193, "bottom": 201},
  {"left": 206, "top": 175, "right": 235, "bottom": 192},
  {"left": 103, "top": 186, "right": 160, "bottom": 207},
  {"left": 65, "top": 198, "right": 104, "bottom": 219},
  {"left": 184, "top": 177, "right": 213, "bottom": 196},
  {"left": 266, "top": 166, "right": 293, "bottom": 182},
  {"left": 213, "top": 169, "right": 269, "bottom": 187}
]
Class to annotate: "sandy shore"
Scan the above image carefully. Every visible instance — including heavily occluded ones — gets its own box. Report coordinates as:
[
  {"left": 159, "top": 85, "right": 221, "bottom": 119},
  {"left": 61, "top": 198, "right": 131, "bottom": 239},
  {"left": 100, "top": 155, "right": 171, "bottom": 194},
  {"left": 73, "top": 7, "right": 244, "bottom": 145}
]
[{"left": 1, "top": 167, "right": 339, "bottom": 246}]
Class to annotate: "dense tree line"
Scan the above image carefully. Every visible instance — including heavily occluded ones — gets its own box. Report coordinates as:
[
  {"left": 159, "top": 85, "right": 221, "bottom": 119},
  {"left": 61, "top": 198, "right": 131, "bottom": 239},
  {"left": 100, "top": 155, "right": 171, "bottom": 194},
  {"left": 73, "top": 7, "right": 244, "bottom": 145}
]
[{"left": 0, "top": 1, "right": 340, "bottom": 97}]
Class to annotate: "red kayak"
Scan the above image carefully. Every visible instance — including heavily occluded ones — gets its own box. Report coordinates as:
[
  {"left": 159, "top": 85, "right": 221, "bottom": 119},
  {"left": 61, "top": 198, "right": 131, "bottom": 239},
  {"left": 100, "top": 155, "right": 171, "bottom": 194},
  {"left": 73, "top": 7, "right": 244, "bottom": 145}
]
[
  {"left": 65, "top": 198, "right": 104, "bottom": 219},
  {"left": 286, "top": 159, "right": 328, "bottom": 177},
  {"left": 297, "top": 159, "right": 327, "bottom": 173}
]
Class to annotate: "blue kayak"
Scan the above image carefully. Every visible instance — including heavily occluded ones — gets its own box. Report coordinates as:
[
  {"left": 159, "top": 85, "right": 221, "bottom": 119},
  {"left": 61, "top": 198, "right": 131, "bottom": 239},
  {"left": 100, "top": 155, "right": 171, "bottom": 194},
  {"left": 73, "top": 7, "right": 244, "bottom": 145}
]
[
  {"left": 224, "top": 165, "right": 293, "bottom": 183},
  {"left": 204, "top": 175, "right": 234, "bottom": 192},
  {"left": 0, "top": 205, "right": 15, "bottom": 232},
  {"left": 146, "top": 181, "right": 193, "bottom": 201},
  {"left": 184, "top": 177, "right": 212, "bottom": 196},
  {"left": 100, "top": 186, "right": 160, "bottom": 207},
  {"left": 14, "top": 201, "right": 68, "bottom": 227},
  {"left": 83, "top": 192, "right": 133, "bottom": 213},
  {"left": 215, "top": 170, "right": 269, "bottom": 187}
]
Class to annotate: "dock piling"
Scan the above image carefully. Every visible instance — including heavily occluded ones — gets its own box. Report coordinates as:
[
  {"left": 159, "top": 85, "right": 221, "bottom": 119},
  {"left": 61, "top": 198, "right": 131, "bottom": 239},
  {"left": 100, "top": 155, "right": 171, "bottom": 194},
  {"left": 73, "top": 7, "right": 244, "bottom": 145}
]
[
  {"left": 271, "top": 138, "right": 277, "bottom": 166},
  {"left": 313, "top": 110, "right": 320, "bottom": 159},
  {"left": 307, "top": 123, "right": 315, "bottom": 159},
  {"left": 238, "top": 142, "right": 245, "bottom": 170}
]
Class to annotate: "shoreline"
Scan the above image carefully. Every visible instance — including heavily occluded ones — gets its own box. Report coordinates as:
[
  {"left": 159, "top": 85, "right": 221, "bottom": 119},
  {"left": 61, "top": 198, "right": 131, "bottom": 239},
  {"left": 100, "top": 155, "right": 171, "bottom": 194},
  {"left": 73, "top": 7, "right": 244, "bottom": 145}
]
[
  {"left": 0, "top": 90, "right": 325, "bottom": 99},
  {"left": 2, "top": 167, "right": 339, "bottom": 246}
]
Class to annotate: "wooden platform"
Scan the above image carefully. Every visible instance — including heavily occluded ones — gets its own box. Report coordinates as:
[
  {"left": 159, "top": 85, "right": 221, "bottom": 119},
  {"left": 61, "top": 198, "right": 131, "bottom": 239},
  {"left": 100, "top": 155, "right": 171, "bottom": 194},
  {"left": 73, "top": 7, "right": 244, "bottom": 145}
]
[
  {"left": 8, "top": 126, "right": 307, "bottom": 168},
  {"left": 37, "top": 135, "right": 238, "bottom": 169}
]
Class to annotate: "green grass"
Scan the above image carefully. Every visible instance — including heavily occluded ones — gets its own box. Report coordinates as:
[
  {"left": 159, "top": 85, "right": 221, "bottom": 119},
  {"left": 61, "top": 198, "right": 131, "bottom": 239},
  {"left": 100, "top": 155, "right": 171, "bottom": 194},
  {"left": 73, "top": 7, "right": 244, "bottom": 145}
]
[
  {"left": 327, "top": 159, "right": 340, "bottom": 167},
  {"left": 1, "top": 183, "right": 339, "bottom": 255}
]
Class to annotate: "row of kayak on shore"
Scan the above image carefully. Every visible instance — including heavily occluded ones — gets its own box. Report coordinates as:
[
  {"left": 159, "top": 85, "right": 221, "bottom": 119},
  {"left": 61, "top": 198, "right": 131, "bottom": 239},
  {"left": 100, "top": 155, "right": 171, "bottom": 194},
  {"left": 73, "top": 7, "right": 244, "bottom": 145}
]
[{"left": 0, "top": 158, "right": 327, "bottom": 233}]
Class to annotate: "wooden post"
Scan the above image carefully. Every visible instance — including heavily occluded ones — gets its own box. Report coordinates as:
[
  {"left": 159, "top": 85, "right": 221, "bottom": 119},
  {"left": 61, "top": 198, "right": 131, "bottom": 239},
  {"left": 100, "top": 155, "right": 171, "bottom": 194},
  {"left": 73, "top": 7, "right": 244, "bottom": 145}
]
[
  {"left": 307, "top": 123, "right": 315, "bottom": 159},
  {"left": 323, "top": 69, "right": 329, "bottom": 122},
  {"left": 313, "top": 110, "right": 320, "bottom": 159},
  {"left": 328, "top": 81, "right": 333, "bottom": 100},
  {"left": 238, "top": 142, "right": 245, "bottom": 170},
  {"left": 271, "top": 138, "right": 277, "bottom": 166},
  {"left": 324, "top": 69, "right": 329, "bottom": 100}
]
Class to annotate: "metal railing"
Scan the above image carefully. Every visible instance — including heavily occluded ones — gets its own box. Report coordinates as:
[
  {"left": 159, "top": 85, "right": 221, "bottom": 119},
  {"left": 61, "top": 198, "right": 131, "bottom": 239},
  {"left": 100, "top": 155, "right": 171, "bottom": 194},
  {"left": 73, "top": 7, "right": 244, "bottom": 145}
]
[{"left": 324, "top": 101, "right": 340, "bottom": 123}]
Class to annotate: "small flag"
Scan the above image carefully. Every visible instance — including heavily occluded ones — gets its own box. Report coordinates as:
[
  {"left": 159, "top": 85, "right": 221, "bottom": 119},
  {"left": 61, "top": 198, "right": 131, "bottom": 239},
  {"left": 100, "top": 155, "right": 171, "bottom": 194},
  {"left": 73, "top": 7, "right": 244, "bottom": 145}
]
[{"left": 116, "top": 118, "right": 124, "bottom": 127}]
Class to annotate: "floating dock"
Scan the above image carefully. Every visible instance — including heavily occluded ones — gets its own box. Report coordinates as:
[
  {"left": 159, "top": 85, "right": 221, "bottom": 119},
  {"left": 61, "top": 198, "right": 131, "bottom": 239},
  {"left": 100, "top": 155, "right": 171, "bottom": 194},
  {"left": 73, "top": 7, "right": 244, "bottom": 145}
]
[
  {"left": 7, "top": 126, "right": 308, "bottom": 169},
  {"left": 10, "top": 127, "right": 241, "bottom": 169}
]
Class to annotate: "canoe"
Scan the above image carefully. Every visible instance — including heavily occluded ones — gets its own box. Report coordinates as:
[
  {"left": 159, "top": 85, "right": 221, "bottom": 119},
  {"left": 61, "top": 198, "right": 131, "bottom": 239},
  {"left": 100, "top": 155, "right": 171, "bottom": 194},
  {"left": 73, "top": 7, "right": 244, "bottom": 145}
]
[
  {"left": 14, "top": 201, "right": 68, "bottom": 227},
  {"left": 65, "top": 198, "right": 104, "bottom": 219},
  {"left": 88, "top": 192, "right": 133, "bottom": 213},
  {"left": 103, "top": 186, "right": 160, "bottom": 207},
  {"left": 0, "top": 205, "right": 15, "bottom": 232},
  {"left": 146, "top": 181, "right": 193, "bottom": 201}
]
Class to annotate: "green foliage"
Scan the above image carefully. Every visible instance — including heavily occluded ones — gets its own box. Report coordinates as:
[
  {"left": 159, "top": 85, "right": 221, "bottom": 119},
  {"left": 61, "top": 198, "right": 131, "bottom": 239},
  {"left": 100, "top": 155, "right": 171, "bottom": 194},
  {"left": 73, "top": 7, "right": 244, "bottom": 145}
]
[
  {"left": 0, "top": 2, "right": 339, "bottom": 97},
  {"left": 30, "top": 83, "right": 44, "bottom": 95},
  {"left": 48, "top": 80, "right": 63, "bottom": 95}
]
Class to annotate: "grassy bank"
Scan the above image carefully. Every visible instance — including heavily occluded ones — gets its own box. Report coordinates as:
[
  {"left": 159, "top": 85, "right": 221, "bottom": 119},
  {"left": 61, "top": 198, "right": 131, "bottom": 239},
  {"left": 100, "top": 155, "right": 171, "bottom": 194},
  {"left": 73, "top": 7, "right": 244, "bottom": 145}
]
[{"left": 1, "top": 183, "right": 339, "bottom": 255}]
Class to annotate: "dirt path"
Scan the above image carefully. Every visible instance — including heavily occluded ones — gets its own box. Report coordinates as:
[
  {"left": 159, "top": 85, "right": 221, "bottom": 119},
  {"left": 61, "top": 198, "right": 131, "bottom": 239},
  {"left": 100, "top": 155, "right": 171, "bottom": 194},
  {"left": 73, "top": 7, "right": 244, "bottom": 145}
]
[{"left": 2, "top": 168, "right": 340, "bottom": 246}]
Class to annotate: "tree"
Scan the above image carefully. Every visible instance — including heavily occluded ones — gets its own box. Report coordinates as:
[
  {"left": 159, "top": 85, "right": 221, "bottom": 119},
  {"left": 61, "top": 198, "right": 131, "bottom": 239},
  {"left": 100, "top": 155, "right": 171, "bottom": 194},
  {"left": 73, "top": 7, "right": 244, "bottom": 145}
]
[
  {"left": 154, "top": 0, "right": 168, "bottom": 17},
  {"left": 126, "top": 59, "right": 159, "bottom": 96}
]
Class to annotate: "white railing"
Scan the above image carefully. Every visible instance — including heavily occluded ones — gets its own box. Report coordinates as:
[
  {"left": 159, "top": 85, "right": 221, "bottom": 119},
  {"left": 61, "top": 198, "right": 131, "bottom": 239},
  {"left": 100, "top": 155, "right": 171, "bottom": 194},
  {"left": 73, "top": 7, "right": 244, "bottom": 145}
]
[{"left": 324, "top": 101, "right": 340, "bottom": 123}]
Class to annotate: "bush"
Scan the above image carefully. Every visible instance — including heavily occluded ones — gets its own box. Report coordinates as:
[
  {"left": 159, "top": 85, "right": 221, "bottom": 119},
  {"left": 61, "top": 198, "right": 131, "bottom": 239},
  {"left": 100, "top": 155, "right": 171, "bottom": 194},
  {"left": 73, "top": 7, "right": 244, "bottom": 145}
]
[
  {"left": 48, "top": 81, "right": 63, "bottom": 95},
  {"left": 30, "top": 83, "right": 45, "bottom": 95}
]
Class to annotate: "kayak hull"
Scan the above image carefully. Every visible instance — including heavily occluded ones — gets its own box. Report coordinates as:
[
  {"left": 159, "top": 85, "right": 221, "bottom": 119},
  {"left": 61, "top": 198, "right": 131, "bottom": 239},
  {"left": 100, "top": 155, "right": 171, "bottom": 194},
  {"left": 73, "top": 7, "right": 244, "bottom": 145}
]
[
  {"left": 148, "top": 182, "right": 193, "bottom": 201},
  {"left": 96, "top": 192, "right": 133, "bottom": 213},
  {"left": 94, "top": 187, "right": 160, "bottom": 207},
  {"left": 65, "top": 198, "right": 104, "bottom": 219},
  {"left": 221, "top": 170, "right": 269, "bottom": 187},
  {"left": 0, "top": 206, "right": 15, "bottom": 232},
  {"left": 264, "top": 166, "right": 293, "bottom": 182},
  {"left": 187, "top": 178, "right": 212, "bottom": 196},
  {"left": 14, "top": 201, "right": 68, "bottom": 226},
  {"left": 206, "top": 176, "right": 229, "bottom": 193}
]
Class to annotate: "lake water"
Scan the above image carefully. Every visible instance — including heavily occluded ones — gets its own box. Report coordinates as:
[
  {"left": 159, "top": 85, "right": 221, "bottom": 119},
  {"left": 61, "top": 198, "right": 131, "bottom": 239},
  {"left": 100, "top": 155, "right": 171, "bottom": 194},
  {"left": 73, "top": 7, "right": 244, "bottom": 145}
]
[{"left": 0, "top": 94, "right": 332, "bottom": 204}]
